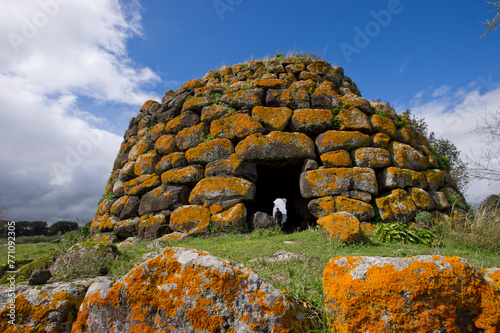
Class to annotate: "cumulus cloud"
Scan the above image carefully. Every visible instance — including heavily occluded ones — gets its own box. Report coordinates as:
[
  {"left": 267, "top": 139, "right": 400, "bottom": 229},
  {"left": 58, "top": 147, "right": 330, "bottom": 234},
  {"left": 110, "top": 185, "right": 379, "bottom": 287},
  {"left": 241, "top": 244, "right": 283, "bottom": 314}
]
[
  {"left": 401, "top": 79, "right": 500, "bottom": 204},
  {"left": 0, "top": 0, "right": 160, "bottom": 223}
]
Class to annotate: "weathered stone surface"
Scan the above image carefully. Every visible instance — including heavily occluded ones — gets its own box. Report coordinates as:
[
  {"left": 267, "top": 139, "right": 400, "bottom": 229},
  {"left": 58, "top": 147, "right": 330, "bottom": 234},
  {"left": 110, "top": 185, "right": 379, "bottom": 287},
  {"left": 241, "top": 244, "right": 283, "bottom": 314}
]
[
  {"left": 308, "top": 196, "right": 336, "bottom": 219},
  {"left": 165, "top": 112, "right": 200, "bottom": 134},
  {"left": 334, "top": 196, "right": 375, "bottom": 221},
  {"left": 175, "top": 122, "right": 210, "bottom": 151},
  {"left": 341, "top": 94, "right": 371, "bottom": 113},
  {"left": 210, "top": 113, "right": 265, "bottom": 141},
  {"left": 220, "top": 88, "right": 264, "bottom": 109},
  {"left": 339, "top": 108, "right": 372, "bottom": 133},
  {"left": 370, "top": 114, "right": 397, "bottom": 138},
  {"left": 377, "top": 167, "right": 428, "bottom": 191},
  {"left": 113, "top": 218, "right": 139, "bottom": 238},
  {"left": 110, "top": 196, "right": 140, "bottom": 220},
  {"left": 185, "top": 138, "right": 234, "bottom": 164},
  {"left": 249, "top": 211, "right": 277, "bottom": 228},
  {"left": 0, "top": 279, "right": 93, "bottom": 333},
  {"left": 423, "top": 169, "right": 446, "bottom": 191},
  {"left": 123, "top": 174, "right": 160, "bottom": 196},
  {"left": 189, "top": 177, "right": 256, "bottom": 205},
  {"left": 430, "top": 191, "right": 451, "bottom": 211},
  {"left": 302, "top": 158, "right": 319, "bottom": 171},
  {"left": 266, "top": 88, "right": 310, "bottom": 109},
  {"left": 371, "top": 132, "right": 391, "bottom": 149},
  {"left": 50, "top": 242, "right": 118, "bottom": 277},
  {"left": 161, "top": 164, "right": 204, "bottom": 185},
  {"left": 155, "top": 152, "right": 187, "bottom": 174},
  {"left": 389, "top": 141, "right": 428, "bottom": 171},
  {"left": 310, "top": 88, "right": 341, "bottom": 109},
  {"left": 154, "top": 134, "right": 178, "bottom": 155},
  {"left": 134, "top": 150, "right": 160, "bottom": 176},
  {"left": 341, "top": 190, "right": 372, "bottom": 203},
  {"left": 170, "top": 205, "right": 210, "bottom": 235},
  {"left": 138, "top": 185, "right": 190, "bottom": 216},
  {"left": 320, "top": 150, "right": 352, "bottom": 167},
  {"left": 181, "top": 96, "right": 213, "bottom": 112},
  {"left": 235, "top": 131, "right": 315, "bottom": 162},
  {"left": 300, "top": 167, "right": 377, "bottom": 198},
  {"left": 128, "top": 134, "right": 153, "bottom": 161},
  {"left": 315, "top": 130, "right": 371, "bottom": 154},
  {"left": 484, "top": 268, "right": 500, "bottom": 291},
  {"left": 291, "top": 108, "right": 334, "bottom": 135},
  {"left": 351, "top": 147, "right": 391, "bottom": 168},
  {"left": 317, "top": 212, "right": 361, "bottom": 243},
  {"left": 27, "top": 269, "right": 52, "bottom": 285},
  {"left": 73, "top": 248, "right": 308, "bottom": 333},
  {"left": 375, "top": 189, "right": 418, "bottom": 222},
  {"left": 205, "top": 155, "right": 257, "bottom": 182},
  {"left": 211, "top": 203, "right": 247, "bottom": 229},
  {"left": 323, "top": 256, "right": 500, "bottom": 333},
  {"left": 137, "top": 213, "right": 171, "bottom": 240},
  {"left": 409, "top": 187, "right": 436, "bottom": 211},
  {"left": 251, "top": 106, "right": 293, "bottom": 131},
  {"left": 200, "top": 104, "right": 232, "bottom": 123}
]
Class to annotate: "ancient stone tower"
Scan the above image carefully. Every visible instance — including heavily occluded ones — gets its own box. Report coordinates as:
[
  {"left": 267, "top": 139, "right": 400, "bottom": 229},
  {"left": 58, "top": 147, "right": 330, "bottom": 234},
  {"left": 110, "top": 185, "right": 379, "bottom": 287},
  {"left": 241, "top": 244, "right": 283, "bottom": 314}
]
[{"left": 90, "top": 56, "right": 464, "bottom": 241}]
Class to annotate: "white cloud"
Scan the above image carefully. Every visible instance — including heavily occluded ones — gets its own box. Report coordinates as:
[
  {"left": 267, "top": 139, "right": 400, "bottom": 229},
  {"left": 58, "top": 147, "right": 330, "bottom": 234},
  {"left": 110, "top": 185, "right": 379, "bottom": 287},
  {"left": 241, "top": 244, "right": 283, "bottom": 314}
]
[
  {"left": 0, "top": 0, "right": 161, "bottom": 223},
  {"left": 402, "top": 80, "right": 500, "bottom": 204}
]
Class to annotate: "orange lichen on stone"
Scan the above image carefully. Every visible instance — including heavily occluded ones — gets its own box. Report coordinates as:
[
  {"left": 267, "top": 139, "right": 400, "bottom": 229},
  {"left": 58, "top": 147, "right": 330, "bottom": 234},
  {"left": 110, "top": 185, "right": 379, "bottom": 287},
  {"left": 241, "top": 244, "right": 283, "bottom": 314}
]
[
  {"left": 138, "top": 214, "right": 167, "bottom": 229},
  {"left": 160, "top": 165, "right": 204, "bottom": 185},
  {"left": 334, "top": 196, "right": 375, "bottom": 221},
  {"left": 317, "top": 212, "right": 361, "bottom": 243},
  {"left": 128, "top": 135, "right": 153, "bottom": 161},
  {"left": 307, "top": 196, "right": 336, "bottom": 218},
  {"left": 315, "top": 130, "right": 371, "bottom": 154},
  {"left": 352, "top": 147, "right": 391, "bottom": 168},
  {"left": 170, "top": 205, "right": 210, "bottom": 235},
  {"left": 320, "top": 150, "right": 352, "bottom": 168},
  {"left": 210, "top": 113, "right": 264, "bottom": 141},
  {"left": 177, "top": 79, "right": 204, "bottom": 93},
  {"left": 185, "top": 138, "right": 234, "bottom": 164},
  {"left": 155, "top": 152, "right": 187, "bottom": 174},
  {"left": 341, "top": 94, "right": 371, "bottom": 113},
  {"left": 123, "top": 174, "right": 160, "bottom": 196},
  {"left": 339, "top": 108, "right": 372, "bottom": 133},
  {"left": 289, "top": 79, "right": 316, "bottom": 92},
  {"left": 370, "top": 114, "right": 397, "bottom": 138},
  {"left": 220, "top": 88, "right": 264, "bottom": 109},
  {"left": 154, "top": 135, "right": 178, "bottom": 156},
  {"left": 181, "top": 96, "right": 213, "bottom": 112},
  {"left": 291, "top": 108, "right": 334, "bottom": 134},
  {"left": 371, "top": 133, "right": 391, "bottom": 149},
  {"left": 251, "top": 106, "right": 293, "bottom": 131},
  {"left": 409, "top": 187, "right": 435, "bottom": 211},
  {"left": 189, "top": 177, "right": 256, "bottom": 205},
  {"left": 360, "top": 222, "right": 376, "bottom": 237},
  {"left": 73, "top": 248, "right": 308, "bottom": 332},
  {"left": 307, "top": 60, "right": 331, "bottom": 74},
  {"left": 140, "top": 100, "right": 159, "bottom": 112},
  {"left": 209, "top": 204, "right": 224, "bottom": 215},
  {"left": 323, "top": 255, "right": 500, "bottom": 333},
  {"left": 253, "top": 79, "right": 289, "bottom": 89},
  {"left": 151, "top": 123, "right": 166, "bottom": 141},
  {"left": 388, "top": 141, "right": 428, "bottom": 171},
  {"left": 200, "top": 104, "right": 231, "bottom": 123},
  {"left": 423, "top": 169, "right": 446, "bottom": 191},
  {"left": 375, "top": 188, "right": 417, "bottom": 222},
  {"left": 175, "top": 123, "right": 210, "bottom": 151},
  {"left": 483, "top": 268, "right": 500, "bottom": 291},
  {"left": 211, "top": 203, "right": 247, "bottom": 229},
  {"left": 134, "top": 150, "right": 160, "bottom": 176}
]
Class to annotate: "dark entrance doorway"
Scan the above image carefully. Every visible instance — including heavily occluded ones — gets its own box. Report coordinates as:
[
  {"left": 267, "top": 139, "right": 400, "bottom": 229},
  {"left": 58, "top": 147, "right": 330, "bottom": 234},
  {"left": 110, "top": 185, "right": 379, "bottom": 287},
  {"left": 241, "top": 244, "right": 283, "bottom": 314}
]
[{"left": 247, "top": 163, "right": 315, "bottom": 232}]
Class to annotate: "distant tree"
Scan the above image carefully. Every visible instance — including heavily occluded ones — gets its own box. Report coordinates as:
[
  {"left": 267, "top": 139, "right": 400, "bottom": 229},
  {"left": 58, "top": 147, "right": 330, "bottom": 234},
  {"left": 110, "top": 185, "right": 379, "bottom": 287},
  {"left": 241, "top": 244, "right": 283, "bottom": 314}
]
[
  {"left": 481, "top": 1, "right": 500, "bottom": 37},
  {"left": 403, "top": 109, "right": 470, "bottom": 192},
  {"left": 479, "top": 194, "right": 500, "bottom": 212},
  {"left": 469, "top": 108, "right": 500, "bottom": 183},
  {"left": 15, "top": 221, "right": 48, "bottom": 237},
  {"left": 48, "top": 221, "right": 79, "bottom": 235}
]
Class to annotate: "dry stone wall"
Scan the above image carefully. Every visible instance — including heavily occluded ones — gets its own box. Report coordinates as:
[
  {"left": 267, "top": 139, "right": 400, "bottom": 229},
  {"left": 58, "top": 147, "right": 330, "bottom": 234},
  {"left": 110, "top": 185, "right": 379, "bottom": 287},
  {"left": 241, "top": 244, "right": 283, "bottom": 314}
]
[{"left": 90, "top": 56, "right": 465, "bottom": 240}]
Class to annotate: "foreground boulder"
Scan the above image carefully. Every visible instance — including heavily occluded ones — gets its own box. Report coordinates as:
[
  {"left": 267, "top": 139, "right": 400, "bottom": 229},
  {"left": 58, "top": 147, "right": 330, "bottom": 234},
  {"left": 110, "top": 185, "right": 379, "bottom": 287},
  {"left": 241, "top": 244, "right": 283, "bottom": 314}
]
[
  {"left": 73, "top": 247, "right": 309, "bottom": 332},
  {"left": 323, "top": 255, "right": 500, "bottom": 332},
  {"left": 0, "top": 279, "right": 92, "bottom": 333}
]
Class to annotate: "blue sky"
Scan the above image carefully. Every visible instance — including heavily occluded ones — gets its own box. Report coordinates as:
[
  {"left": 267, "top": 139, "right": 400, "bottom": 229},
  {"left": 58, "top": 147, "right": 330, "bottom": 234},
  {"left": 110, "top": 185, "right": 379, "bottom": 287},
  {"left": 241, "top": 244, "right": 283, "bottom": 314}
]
[{"left": 0, "top": 0, "right": 499, "bottom": 223}]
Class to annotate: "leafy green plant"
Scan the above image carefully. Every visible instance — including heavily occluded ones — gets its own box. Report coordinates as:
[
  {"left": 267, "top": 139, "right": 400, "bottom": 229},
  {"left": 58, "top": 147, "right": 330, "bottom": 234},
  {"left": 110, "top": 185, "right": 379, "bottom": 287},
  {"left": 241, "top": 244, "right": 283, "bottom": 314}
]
[
  {"left": 98, "top": 192, "right": 115, "bottom": 204},
  {"left": 211, "top": 93, "right": 222, "bottom": 104},
  {"left": 273, "top": 52, "right": 284, "bottom": 59},
  {"left": 429, "top": 145, "right": 451, "bottom": 172},
  {"left": 200, "top": 133, "right": 215, "bottom": 143},
  {"left": 212, "top": 69, "right": 221, "bottom": 79},
  {"left": 375, "top": 222, "right": 437, "bottom": 245},
  {"left": 331, "top": 108, "right": 341, "bottom": 130},
  {"left": 414, "top": 211, "right": 433, "bottom": 227},
  {"left": 241, "top": 83, "right": 253, "bottom": 90},
  {"left": 307, "top": 86, "right": 315, "bottom": 96},
  {"left": 228, "top": 107, "right": 237, "bottom": 114}
]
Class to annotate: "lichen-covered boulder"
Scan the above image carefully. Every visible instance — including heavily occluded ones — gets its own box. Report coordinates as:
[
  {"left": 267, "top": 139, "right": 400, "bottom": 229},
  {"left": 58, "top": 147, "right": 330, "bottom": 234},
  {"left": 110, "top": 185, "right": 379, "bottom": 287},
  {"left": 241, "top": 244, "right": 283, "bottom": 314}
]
[
  {"left": 320, "top": 150, "right": 352, "bottom": 168},
  {"left": 323, "top": 256, "right": 500, "bottom": 333},
  {"left": 138, "top": 185, "right": 190, "bottom": 216},
  {"left": 377, "top": 167, "right": 428, "bottom": 190},
  {"left": 334, "top": 196, "right": 375, "bottom": 221},
  {"left": 388, "top": 141, "right": 428, "bottom": 171},
  {"left": 205, "top": 154, "right": 258, "bottom": 182},
  {"left": 170, "top": 205, "right": 210, "bottom": 235},
  {"left": 308, "top": 196, "right": 336, "bottom": 219},
  {"left": 235, "top": 131, "right": 316, "bottom": 162},
  {"left": 211, "top": 203, "right": 247, "bottom": 229},
  {"left": 375, "top": 189, "right": 418, "bottom": 222},
  {"left": 351, "top": 147, "right": 391, "bottom": 168},
  {"left": 317, "top": 212, "right": 361, "bottom": 243},
  {"left": 291, "top": 108, "right": 334, "bottom": 135},
  {"left": 185, "top": 138, "right": 234, "bottom": 164},
  {"left": 189, "top": 177, "right": 256, "bottom": 205},
  {"left": 72, "top": 248, "right": 308, "bottom": 333},
  {"left": 210, "top": 113, "right": 265, "bottom": 140},
  {"left": 123, "top": 174, "right": 161, "bottom": 196},
  {"left": 220, "top": 88, "right": 264, "bottom": 108},
  {"left": 484, "top": 268, "right": 500, "bottom": 291},
  {"left": 160, "top": 164, "right": 204, "bottom": 185},
  {"left": 252, "top": 106, "right": 293, "bottom": 131},
  {"left": 315, "top": 130, "right": 371, "bottom": 154},
  {"left": 265, "top": 88, "right": 310, "bottom": 109},
  {"left": 339, "top": 108, "right": 372, "bottom": 133},
  {"left": 0, "top": 279, "right": 93, "bottom": 333}
]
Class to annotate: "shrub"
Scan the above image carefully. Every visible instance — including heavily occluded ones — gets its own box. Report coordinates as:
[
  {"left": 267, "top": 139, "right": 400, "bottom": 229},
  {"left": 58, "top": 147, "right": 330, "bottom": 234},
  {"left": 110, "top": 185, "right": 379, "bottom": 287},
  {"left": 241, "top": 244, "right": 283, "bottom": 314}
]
[{"left": 375, "top": 222, "right": 437, "bottom": 246}]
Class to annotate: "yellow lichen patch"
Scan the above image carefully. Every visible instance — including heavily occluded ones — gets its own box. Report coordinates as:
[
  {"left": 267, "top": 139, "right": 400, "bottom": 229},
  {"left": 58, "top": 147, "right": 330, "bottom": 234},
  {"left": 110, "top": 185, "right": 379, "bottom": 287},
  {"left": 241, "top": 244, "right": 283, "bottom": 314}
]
[
  {"left": 91, "top": 214, "right": 117, "bottom": 233},
  {"left": 170, "top": 205, "right": 210, "bottom": 235},
  {"left": 160, "top": 165, "right": 204, "bottom": 185},
  {"left": 200, "top": 105, "right": 231, "bottom": 123},
  {"left": 189, "top": 177, "right": 256, "bottom": 205},
  {"left": 409, "top": 187, "right": 435, "bottom": 211},
  {"left": 423, "top": 169, "right": 446, "bottom": 191},
  {"left": 339, "top": 108, "right": 372, "bottom": 134},
  {"left": 375, "top": 189, "right": 417, "bottom": 223},
  {"left": 251, "top": 106, "right": 293, "bottom": 131},
  {"left": 128, "top": 135, "right": 153, "bottom": 161},
  {"left": 209, "top": 204, "right": 224, "bottom": 215},
  {"left": 370, "top": 133, "right": 391, "bottom": 149},
  {"left": 134, "top": 150, "right": 160, "bottom": 176},
  {"left": 299, "top": 71, "right": 321, "bottom": 81},
  {"left": 151, "top": 123, "right": 166, "bottom": 141},
  {"left": 307, "top": 61, "right": 331, "bottom": 74},
  {"left": 211, "top": 203, "right": 247, "bottom": 229},
  {"left": 291, "top": 109, "right": 334, "bottom": 134},
  {"left": 253, "top": 79, "right": 289, "bottom": 89},
  {"left": 289, "top": 79, "right": 317, "bottom": 92},
  {"left": 398, "top": 127, "right": 419, "bottom": 148},
  {"left": 110, "top": 196, "right": 129, "bottom": 216},
  {"left": 370, "top": 114, "right": 397, "bottom": 138},
  {"left": 317, "top": 212, "right": 361, "bottom": 243},
  {"left": 177, "top": 79, "right": 204, "bottom": 93},
  {"left": 483, "top": 268, "right": 500, "bottom": 291},
  {"left": 300, "top": 168, "right": 352, "bottom": 198},
  {"left": 154, "top": 135, "right": 178, "bottom": 156},
  {"left": 181, "top": 96, "right": 213, "bottom": 112},
  {"left": 123, "top": 174, "right": 160, "bottom": 196},
  {"left": 210, "top": 113, "right": 265, "bottom": 141},
  {"left": 91, "top": 233, "right": 116, "bottom": 243},
  {"left": 320, "top": 150, "right": 352, "bottom": 167},
  {"left": 185, "top": 138, "right": 234, "bottom": 165},
  {"left": 308, "top": 196, "right": 336, "bottom": 219},
  {"left": 323, "top": 256, "right": 500, "bottom": 333},
  {"left": 334, "top": 196, "right": 375, "bottom": 221},
  {"left": 352, "top": 147, "right": 391, "bottom": 169},
  {"left": 140, "top": 100, "right": 159, "bottom": 112},
  {"left": 388, "top": 141, "right": 428, "bottom": 172},
  {"left": 155, "top": 152, "right": 187, "bottom": 174},
  {"left": 138, "top": 214, "right": 167, "bottom": 229},
  {"left": 360, "top": 222, "right": 375, "bottom": 237},
  {"left": 315, "top": 130, "right": 371, "bottom": 154}
]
